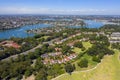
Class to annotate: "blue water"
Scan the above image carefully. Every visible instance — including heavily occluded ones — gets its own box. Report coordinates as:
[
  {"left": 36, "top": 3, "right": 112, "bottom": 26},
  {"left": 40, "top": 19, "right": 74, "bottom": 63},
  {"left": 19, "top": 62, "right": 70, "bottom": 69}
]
[
  {"left": 40, "top": 18, "right": 55, "bottom": 21},
  {"left": 84, "top": 20, "right": 104, "bottom": 28},
  {"left": 70, "top": 20, "right": 104, "bottom": 28},
  {"left": 0, "top": 20, "right": 104, "bottom": 39},
  {"left": 0, "top": 24, "right": 50, "bottom": 39}
]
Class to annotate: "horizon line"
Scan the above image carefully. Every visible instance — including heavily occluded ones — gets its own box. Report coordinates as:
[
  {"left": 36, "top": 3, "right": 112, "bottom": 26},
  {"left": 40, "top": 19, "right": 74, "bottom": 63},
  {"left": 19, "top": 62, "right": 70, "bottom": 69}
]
[{"left": 0, "top": 14, "right": 120, "bottom": 16}]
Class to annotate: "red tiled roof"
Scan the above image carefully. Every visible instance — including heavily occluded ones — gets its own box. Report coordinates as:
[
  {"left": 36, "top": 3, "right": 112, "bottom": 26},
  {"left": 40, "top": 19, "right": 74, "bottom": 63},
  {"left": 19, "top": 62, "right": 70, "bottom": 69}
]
[{"left": 0, "top": 41, "right": 21, "bottom": 49}]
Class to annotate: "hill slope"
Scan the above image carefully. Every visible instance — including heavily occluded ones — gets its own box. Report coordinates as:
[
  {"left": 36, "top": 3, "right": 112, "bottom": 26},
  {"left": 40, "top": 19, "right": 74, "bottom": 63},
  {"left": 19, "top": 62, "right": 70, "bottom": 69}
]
[{"left": 52, "top": 50, "right": 120, "bottom": 80}]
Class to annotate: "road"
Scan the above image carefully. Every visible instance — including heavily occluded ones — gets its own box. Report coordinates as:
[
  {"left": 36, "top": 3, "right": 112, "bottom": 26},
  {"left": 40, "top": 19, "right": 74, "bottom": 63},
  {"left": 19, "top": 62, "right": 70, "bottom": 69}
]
[
  {"left": 1, "top": 44, "right": 42, "bottom": 61},
  {"left": 1, "top": 33, "right": 81, "bottom": 61},
  {"left": 1, "top": 38, "right": 57, "bottom": 61}
]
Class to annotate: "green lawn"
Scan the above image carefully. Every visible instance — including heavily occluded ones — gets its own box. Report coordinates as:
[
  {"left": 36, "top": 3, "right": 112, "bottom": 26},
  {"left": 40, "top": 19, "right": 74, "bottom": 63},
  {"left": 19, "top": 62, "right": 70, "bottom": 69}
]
[
  {"left": 73, "top": 53, "right": 97, "bottom": 71},
  {"left": 72, "top": 47, "right": 82, "bottom": 54},
  {"left": 53, "top": 49, "right": 120, "bottom": 80},
  {"left": 72, "top": 41, "right": 95, "bottom": 71},
  {"left": 42, "top": 36, "right": 50, "bottom": 39},
  {"left": 72, "top": 41, "right": 92, "bottom": 54},
  {"left": 37, "top": 36, "right": 50, "bottom": 40},
  {"left": 82, "top": 41, "right": 92, "bottom": 49}
]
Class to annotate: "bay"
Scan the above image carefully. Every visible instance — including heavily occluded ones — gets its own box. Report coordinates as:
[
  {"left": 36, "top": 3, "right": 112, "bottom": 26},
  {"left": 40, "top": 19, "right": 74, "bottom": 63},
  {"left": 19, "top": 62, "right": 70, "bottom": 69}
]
[
  {"left": 0, "top": 24, "right": 50, "bottom": 39},
  {"left": 0, "top": 20, "right": 104, "bottom": 39}
]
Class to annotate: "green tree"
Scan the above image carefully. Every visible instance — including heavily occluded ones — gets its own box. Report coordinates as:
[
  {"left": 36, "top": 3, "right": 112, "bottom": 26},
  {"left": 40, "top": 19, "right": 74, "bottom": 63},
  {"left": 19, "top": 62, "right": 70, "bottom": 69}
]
[
  {"left": 62, "top": 45, "right": 71, "bottom": 55},
  {"left": 74, "top": 41, "right": 83, "bottom": 48},
  {"left": 35, "top": 58, "right": 45, "bottom": 71},
  {"left": 65, "top": 63, "right": 75, "bottom": 75},
  {"left": 35, "top": 69, "right": 47, "bottom": 80},
  {"left": 48, "top": 64, "right": 64, "bottom": 78},
  {"left": 24, "top": 67, "right": 33, "bottom": 78},
  {"left": 92, "top": 56, "right": 101, "bottom": 62},
  {"left": 78, "top": 58, "right": 88, "bottom": 68}
]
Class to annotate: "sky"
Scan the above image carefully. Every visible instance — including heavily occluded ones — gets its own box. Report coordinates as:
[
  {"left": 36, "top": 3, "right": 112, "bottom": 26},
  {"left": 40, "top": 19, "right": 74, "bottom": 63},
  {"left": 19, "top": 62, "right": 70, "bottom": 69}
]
[{"left": 0, "top": 0, "right": 120, "bottom": 15}]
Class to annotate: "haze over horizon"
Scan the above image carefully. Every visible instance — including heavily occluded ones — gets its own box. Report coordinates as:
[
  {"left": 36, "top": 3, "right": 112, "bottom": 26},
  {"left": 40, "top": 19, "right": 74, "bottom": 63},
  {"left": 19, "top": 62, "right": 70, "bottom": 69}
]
[{"left": 0, "top": 0, "right": 120, "bottom": 15}]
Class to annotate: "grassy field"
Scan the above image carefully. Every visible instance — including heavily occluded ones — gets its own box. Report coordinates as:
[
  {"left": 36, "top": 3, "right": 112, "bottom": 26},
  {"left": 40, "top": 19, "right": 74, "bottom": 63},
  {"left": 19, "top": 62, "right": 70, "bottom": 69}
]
[
  {"left": 72, "top": 53, "right": 97, "bottom": 71},
  {"left": 82, "top": 41, "right": 92, "bottom": 49},
  {"left": 53, "top": 49, "right": 120, "bottom": 80},
  {"left": 72, "top": 47, "right": 82, "bottom": 54},
  {"left": 42, "top": 36, "right": 50, "bottom": 39},
  {"left": 72, "top": 41, "right": 96, "bottom": 71},
  {"left": 37, "top": 36, "right": 50, "bottom": 40},
  {"left": 72, "top": 41, "right": 92, "bottom": 54}
]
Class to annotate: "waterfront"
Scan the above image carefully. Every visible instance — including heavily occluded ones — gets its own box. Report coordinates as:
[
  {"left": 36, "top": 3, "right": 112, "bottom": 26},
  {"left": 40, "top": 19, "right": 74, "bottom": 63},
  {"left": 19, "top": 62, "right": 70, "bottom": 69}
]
[
  {"left": 0, "top": 20, "right": 104, "bottom": 39},
  {"left": 0, "top": 24, "right": 50, "bottom": 39},
  {"left": 70, "top": 20, "right": 104, "bottom": 28}
]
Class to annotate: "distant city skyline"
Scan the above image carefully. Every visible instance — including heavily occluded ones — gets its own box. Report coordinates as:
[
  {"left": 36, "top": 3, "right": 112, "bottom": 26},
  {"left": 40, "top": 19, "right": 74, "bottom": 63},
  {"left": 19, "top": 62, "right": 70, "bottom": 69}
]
[{"left": 0, "top": 0, "right": 120, "bottom": 15}]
